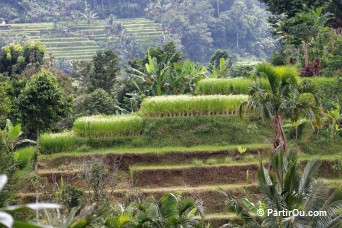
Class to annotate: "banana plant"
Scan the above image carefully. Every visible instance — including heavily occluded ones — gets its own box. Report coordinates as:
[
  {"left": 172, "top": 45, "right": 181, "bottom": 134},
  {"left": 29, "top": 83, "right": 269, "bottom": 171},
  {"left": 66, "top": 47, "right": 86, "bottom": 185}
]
[
  {"left": 326, "top": 103, "right": 342, "bottom": 139},
  {"left": 210, "top": 58, "right": 230, "bottom": 78},
  {"left": 283, "top": 118, "right": 307, "bottom": 140},
  {"left": 171, "top": 59, "right": 207, "bottom": 94},
  {"left": 130, "top": 51, "right": 170, "bottom": 96},
  {"left": 2, "top": 119, "right": 36, "bottom": 152}
]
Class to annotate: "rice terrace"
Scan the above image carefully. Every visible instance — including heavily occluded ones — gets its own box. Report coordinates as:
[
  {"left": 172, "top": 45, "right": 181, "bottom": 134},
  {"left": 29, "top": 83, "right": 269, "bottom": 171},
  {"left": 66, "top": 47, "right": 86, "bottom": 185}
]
[{"left": 0, "top": 0, "right": 341, "bottom": 227}]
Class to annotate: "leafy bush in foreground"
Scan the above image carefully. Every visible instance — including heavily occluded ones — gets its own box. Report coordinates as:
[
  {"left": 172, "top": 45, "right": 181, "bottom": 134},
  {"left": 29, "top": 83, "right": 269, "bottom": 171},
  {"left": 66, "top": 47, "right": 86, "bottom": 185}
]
[{"left": 139, "top": 95, "right": 249, "bottom": 117}]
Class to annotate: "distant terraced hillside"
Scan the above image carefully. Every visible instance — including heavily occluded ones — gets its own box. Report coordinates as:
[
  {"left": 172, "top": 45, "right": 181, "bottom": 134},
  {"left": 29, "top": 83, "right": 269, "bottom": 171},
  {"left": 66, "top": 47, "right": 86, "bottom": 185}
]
[{"left": 0, "top": 18, "right": 164, "bottom": 61}]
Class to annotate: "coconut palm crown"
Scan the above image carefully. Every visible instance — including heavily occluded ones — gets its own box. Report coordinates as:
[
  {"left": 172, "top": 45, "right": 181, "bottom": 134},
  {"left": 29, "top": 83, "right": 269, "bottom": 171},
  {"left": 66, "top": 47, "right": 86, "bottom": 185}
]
[
  {"left": 222, "top": 150, "right": 342, "bottom": 227},
  {"left": 240, "top": 62, "right": 322, "bottom": 152}
]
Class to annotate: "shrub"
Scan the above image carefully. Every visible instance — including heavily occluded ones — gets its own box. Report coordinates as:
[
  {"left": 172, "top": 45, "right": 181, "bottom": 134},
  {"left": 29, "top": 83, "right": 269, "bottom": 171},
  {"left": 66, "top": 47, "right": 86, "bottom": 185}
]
[
  {"left": 228, "top": 62, "right": 258, "bottom": 77},
  {"left": 61, "top": 184, "right": 85, "bottom": 210},
  {"left": 40, "top": 132, "right": 83, "bottom": 154},
  {"left": 14, "top": 147, "right": 35, "bottom": 169},
  {"left": 74, "top": 89, "right": 117, "bottom": 116},
  {"left": 206, "top": 158, "right": 217, "bottom": 165},
  {"left": 139, "top": 95, "right": 249, "bottom": 117},
  {"left": 195, "top": 78, "right": 270, "bottom": 95},
  {"left": 225, "top": 156, "right": 233, "bottom": 163},
  {"left": 192, "top": 159, "right": 204, "bottom": 166},
  {"left": 73, "top": 115, "right": 143, "bottom": 138},
  {"left": 300, "top": 77, "right": 341, "bottom": 110}
]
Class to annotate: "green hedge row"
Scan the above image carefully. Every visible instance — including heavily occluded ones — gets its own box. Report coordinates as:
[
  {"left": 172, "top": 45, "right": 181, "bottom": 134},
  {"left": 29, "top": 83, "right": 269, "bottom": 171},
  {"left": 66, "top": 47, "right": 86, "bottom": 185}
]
[
  {"left": 73, "top": 115, "right": 143, "bottom": 138},
  {"left": 195, "top": 78, "right": 270, "bottom": 95},
  {"left": 14, "top": 147, "right": 36, "bottom": 169},
  {"left": 39, "top": 115, "right": 273, "bottom": 154},
  {"left": 139, "top": 95, "right": 249, "bottom": 117}
]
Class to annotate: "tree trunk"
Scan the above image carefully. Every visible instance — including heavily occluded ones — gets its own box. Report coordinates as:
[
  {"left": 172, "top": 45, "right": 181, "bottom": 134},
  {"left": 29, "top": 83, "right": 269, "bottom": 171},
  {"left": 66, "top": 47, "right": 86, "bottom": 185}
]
[
  {"left": 217, "top": 0, "right": 220, "bottom": 17},
  {"left": 236, "top": 20, "right": 239, "bottom": 48},
  {"left": 35, "top": 127, "right": 40, "bottom": 222},
  {"left": 304, "top": 41, "right": 309, "bottom": 66},
  {"left": 273, "top": 115, "right": 287, "bottom": 153}
]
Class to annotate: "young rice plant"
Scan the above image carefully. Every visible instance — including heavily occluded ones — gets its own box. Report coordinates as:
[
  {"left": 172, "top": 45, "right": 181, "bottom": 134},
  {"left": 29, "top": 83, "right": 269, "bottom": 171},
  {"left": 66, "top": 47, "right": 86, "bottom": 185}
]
[
  {"left": 139, "top": 95, "right": 249, "bottom": 117},
  {"left": 73, "top": 115, "right": 143, "bottom": 138},
  {"left": 195, "top": 78, "right": 270, "bottom": 95}
]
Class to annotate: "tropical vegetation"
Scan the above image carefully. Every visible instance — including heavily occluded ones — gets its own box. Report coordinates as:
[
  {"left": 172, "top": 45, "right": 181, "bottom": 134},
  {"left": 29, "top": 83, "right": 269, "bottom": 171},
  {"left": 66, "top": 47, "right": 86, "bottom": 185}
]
[{"left": 0, "top": 0, "right": 341, "bottom": 227}]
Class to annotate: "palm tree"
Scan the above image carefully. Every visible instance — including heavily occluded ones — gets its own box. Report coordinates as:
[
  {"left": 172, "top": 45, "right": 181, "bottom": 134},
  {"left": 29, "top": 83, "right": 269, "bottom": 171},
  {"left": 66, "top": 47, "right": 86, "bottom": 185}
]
[
  {"left": 278, "top": 7, "right": 332, "bottom": 66},
  {"left": 222, "top": 151, "right": 342, "bottom": 227},
  {"left": 240, "top": 63, "right": 322, "bottom": 152},
  {"left": 82, "top": 9, "right": 98, "bottom": 26},
  {"left": 106, "top": 193, "right": 204, "bottom": 227}
]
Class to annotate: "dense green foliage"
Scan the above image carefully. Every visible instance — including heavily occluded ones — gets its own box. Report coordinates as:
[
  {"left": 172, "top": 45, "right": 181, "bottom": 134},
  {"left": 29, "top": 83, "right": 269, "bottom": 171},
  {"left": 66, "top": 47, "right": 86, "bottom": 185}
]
[
  {"left": 208, "top": 49, "right": 234, "bottom": 73},
  {"left": 303, "top": 77, "right": 342, "bottom": 110},
  {"left": 0, "top": 1, "right": 341, "bottom": 227},
  {"left": 128, "top": 42, "right": 200, "bottom": 97},
  {"left": 105, "top": 193, "right": 203, "bottom": 227},
  {"left": 241, "top": 63, "right": 322, "bottom": 152},
  {"left": 0, "top": 42, "right": 45, "bottom": 77},
  {"left": 146, "top": 0, "right": 274, "bottom": 61},
  {"left": 17, "top": 70, "right": 72, "bottom": 136},
  {"left": 0, "top": 82, "right": 12, "bottom": 126},
  {"left": 90, "top": 50, "right": 120, "bottom": 93},
  {"left": 259, "top": 0, "right": 325, "bottom": 17},
  {"left": 14, "top": 147, "right": 35, "bottom": 169},
  {"left": 225, "top": 150, "right": 342, "bottom": 227}
]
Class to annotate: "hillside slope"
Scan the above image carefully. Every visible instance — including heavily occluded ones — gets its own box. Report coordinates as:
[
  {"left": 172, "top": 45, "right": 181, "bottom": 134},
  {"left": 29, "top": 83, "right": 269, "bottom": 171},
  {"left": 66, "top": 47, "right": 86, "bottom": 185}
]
[{"left": 0, "top": 18, "right": 164, "bottom": 61}]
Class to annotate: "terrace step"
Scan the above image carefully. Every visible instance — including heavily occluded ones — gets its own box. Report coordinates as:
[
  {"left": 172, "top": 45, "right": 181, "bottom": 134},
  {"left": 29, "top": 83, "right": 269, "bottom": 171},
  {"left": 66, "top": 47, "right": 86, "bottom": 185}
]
[
  {"left": 48, "top": 51, "right": 97, "bottom": 55},
  {"left": 41, "top": 40, "right": 96, "bottom": 44},
  {"left": 46, "top": 46, "right": 99, "bottom": 51},
  {"left": 205, "top": 213, "right": 239, "bottom": 227},
  {"left": 131, "top": 158, "right": 341, "bottom": 188},
  {"left": 38, "top": 144, "right": 271, "bottom": 170},
  {"left": 3, "top": 18, "right": 163, "bottom": 61},
  {"left": 16, "top": 183, "right": 260, "bottom": 214},
  {"left": 39, "top": 38, "right": 93, "bottom": 42},
  {"left": 132, "top": 163, "right": 259, "bottom": 188}
]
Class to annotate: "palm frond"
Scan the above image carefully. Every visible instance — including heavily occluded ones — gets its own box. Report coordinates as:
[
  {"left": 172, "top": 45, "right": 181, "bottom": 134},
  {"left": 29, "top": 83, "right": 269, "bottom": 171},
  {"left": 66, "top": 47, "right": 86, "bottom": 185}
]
[
  {"left": 299, "top": 159, "right": 321, "bottom": 194},
  {"left": 177, "top": 197, "right": 196, "bottom": 216},
  {"left": 219, "top": 189, "right": 262, "bottom": 228},
  {"left": 254, "top": 62, "right": 279, "bottom": 96}
]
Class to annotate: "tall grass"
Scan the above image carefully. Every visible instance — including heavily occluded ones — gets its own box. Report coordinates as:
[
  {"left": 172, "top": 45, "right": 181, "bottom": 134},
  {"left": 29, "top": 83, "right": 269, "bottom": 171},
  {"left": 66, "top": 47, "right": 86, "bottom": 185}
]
[
  {"left": 139, "top": 95, "right": 249, "bottom": 117},
  {"left": 73, "top": 115, "right": 143, "bottom": 138},
  {"left": 40, "top": 132, "right": 83, "bottom": 154},
  {"left": 14, "top": 147, "right": 36, "bottom": 169},
  {"left": 195, "top": 78, "right": 270, "bottom": 95},
  {"left": 301, "top": 77, "right": 337, "bottom": 85}
]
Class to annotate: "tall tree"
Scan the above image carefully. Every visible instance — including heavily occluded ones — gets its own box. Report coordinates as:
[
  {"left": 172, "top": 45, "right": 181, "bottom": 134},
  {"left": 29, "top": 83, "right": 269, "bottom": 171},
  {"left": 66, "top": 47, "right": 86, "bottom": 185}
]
[
  {"left": 259, "top": 0, "right": 325, "bottom": 18},
  {"left": 17, "top": 70, "right": 72, "bottom": 139},
  {"left": 240, "top": 63, "right": 322, "bottom": 152},
  {"left": 17, "top": 70, "right": 72, "bottom": 221},
  {"left": 0, "top": 42, "right": 45, "bottom": 77},
  {"left": 278, "top": 8, "right": 332, "bottom": 66},
  {"left": 91, "top": 50, "right": 120, "bottom": 93}
]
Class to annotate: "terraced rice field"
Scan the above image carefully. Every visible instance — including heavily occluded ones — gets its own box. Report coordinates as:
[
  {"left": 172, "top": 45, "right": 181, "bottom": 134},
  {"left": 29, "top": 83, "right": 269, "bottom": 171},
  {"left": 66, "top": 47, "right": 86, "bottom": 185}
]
[
  {"left": 15, "top": 144, "right": 342, "bottom": 226},
  {"left": 0, "top": 18, "right": 164, "bottom": 61}
]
